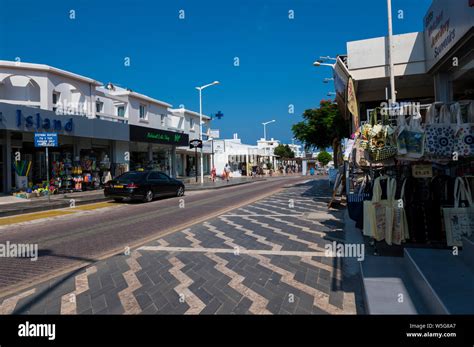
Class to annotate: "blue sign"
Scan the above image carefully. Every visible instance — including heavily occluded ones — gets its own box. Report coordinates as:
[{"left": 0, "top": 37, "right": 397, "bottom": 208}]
[
  {"left": 16, "top": 110, "right": 73, "bottom": 132},
  {"left": 34, "top": 133, "right": 58, "bottom": 147}
]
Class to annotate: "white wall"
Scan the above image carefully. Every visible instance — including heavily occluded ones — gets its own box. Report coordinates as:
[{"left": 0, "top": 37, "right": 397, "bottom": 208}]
[{"left": 347, "top": 32, "right": 427, "bottom": 80}]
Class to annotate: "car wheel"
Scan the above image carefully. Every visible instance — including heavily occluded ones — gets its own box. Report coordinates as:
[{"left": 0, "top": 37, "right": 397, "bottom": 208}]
[
  {"left": 176, "top": 186, "right": 184, "bottom": 197},
  {"left": 143, "top": 190, "right": 153, "bottom": 203},
  {"left": 113, "top": 198, "right": 123, "bottom": 202}
]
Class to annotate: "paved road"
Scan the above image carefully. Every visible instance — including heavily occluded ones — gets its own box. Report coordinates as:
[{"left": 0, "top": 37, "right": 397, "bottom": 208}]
[
  {"left": 0, "top": 178, "right": 364, "bottom": 314},
  {"left": 0, "top": 176, "right": 305, "bottom": 296}
]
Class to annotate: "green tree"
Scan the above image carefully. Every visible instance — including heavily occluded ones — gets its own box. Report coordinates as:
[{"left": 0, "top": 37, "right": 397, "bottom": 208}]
[
  {"left": 317, "top": 150, "right": 332, "bottom": 167},
  {"left": 292, "top": 100, "right": 349, "bottom": 166},
  {"left": 274, "top": 144, "right": 295, "bottom": 159}
]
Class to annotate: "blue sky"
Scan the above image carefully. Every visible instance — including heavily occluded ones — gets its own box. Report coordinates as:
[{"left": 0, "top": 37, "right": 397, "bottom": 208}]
[{"left": 0, "top": 0, "right": 432, "bottom": 145}]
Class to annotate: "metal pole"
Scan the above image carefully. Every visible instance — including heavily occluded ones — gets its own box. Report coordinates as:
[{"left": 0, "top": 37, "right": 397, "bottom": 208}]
[
  {"left": 263, "top": 124, "right": 266, "bottom": 140},
  {"left": 199, "top": 88, "right": 204, "bottom": 184},
  {"left": 195, "top": 147, "right": 198, "bottom": 183},
  {"left": 45, "top": 146, "right": 50, "bottom": 202},
  {"left": 211, "top": 139, "right": 214, "bottom": 168},
  {"left": 387, "top": 0, "right": 396, "bottom": 104}
]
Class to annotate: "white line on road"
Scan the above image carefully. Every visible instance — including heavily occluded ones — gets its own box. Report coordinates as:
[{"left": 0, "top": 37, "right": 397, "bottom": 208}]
[{"left": 138, "top": 245, "right": 327, "bottom": 257}]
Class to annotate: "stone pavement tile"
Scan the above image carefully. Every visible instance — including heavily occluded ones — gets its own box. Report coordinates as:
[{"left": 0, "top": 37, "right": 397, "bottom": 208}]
[
  {"left": 294, "top": 304, "right": 312, "bottom": 315},
  {"left": 148, "top": 291, "right": 170, "bottom": 311},
  {"left": 161, "top": 289, "right": 181, "bottom": 308},
  {"left": 104, "top": 292, "right": 125, "bottom": 314},
  {"left": 232, "top": 297, "right": 252, "bottom": 314},
  {"left": 296, "top": 291, "right": 314, "bottom": 311},
  {"left": 193, "top": 287, "right": 214, "bottom": 304},
  {"left": 76, "top": 293, "right": 92, "bottom": 314},
  {"left": 218, "top": 285, "right": 243, "bottom": 305},
  {"left": 161, "top": 232, "right": 193, "bottom": 248},
  {"left": 44, "top": 300, "right": 61, "bottom": 315},
  {"left": 266, "top": 296, "right": 284, "bottom": 314},
  {"left": 200, "top": 298, "right": 223, "bottom": 315},
  {"left": 86, "top": 272, "right": 101, "bottom": 291},
  {"left": 134, "top": 292, "right": 153, "bottom": 311},
  {"left": 80, "top": 308, "right": 93, "bottom": 315},
  {"left": 89, "top": 284, "right": 117, "bottom": 300},
  {"left": 140, "top": 303, "right": 158, "bottom": 314},
  {"left": 304, "top": 269, "right": 319, "bottom": 287},
  {"left": 215, "top": 301, "right": 237, "bottom": 315},
  {"left": 91, "top": 294, "right": 107, "bottom": 314},
  {"left": 293, "top": 269, "right": 307, "bottom": 284},
  {"left": 111, "top": 272, "right": 128, "bottom": 288},
  {"left": 311, "top": 306, "right": 328, "bottom": 314},
  {"left": 279, "top": 294, "right": 299, "bottom": 314},
  {"left": 328, "top": 290, "right": 344, "bottom": 310}
]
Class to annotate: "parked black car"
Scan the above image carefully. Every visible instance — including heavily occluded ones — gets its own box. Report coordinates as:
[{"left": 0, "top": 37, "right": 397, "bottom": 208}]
[{"left": 104, "top": 170, "right": 185, "bottom": 202}]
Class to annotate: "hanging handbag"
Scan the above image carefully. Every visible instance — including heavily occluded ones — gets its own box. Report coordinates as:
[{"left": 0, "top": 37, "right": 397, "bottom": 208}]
[
  {"left": 363, "top": 175, "right": 395, "bottom": 242},
  {"left": 452, "top": 102, "right": 474, "bottom": 157},
  {"left": 425, "top": 104, "right": 456, "bottom": 158},
  {"left": 388, "top": 178, "right": 410, "bottom": 245},
  {"left": 443, "top": 177, "right": 474, "bottom": 247},
  {"left": 400, "top": 109, "right": 425, "bottom": 159},
  {"left": 365, "top": 109, "right": 397, "bottom": 162}
]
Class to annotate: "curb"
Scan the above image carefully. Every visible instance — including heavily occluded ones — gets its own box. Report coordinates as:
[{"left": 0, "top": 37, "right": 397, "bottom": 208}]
[
  {"left": 0, "top": 196, "right": 111, "bottom": 218},
  {"left": 185, "top": 179, "right": 266, "bottom": 191}
]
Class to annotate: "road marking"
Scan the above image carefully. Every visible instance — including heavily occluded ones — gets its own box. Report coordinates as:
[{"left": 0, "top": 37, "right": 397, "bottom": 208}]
[
  {"left": 138, "top": 245, "right": 327, "bottom": 257},
  {"left": 0, "top": 210, "right": 75, "bottom": 226},
  {"left": 72, "top": 201, "right": 121, "bottom": 211},
  {"left": 220, "top": 214, "right": 304, "bottom": 217},
  {"left": 0, "top": 201, "right": 123, "bottom": 227}
]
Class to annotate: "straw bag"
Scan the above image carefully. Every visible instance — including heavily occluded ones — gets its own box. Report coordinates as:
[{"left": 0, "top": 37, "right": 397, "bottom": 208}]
[{"left": 364, "top": 110, "right": 397, "bottom": 162}]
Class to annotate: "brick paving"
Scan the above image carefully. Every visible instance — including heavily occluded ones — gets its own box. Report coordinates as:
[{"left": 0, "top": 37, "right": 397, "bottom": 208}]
[{"left": 0, "top": 179, "right": 364, "bottom": 314}]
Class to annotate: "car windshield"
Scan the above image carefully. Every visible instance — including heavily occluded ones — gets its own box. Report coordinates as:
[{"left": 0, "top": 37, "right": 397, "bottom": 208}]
[{"left": 116, "top": 172, "right": 147, "bottom": 183}]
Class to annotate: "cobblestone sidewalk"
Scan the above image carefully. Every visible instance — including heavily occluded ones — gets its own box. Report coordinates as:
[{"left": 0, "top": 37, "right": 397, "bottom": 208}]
[{"left": 0, "top": 180, "right": 364, "bottom": 315}]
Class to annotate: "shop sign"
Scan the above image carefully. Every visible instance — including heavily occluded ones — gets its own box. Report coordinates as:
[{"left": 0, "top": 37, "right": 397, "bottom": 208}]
[
  {"left": 16, "top": 110, "right": 73, "bottom": 132},
  {"left": 189, "top": 139, "right": 203, "bottom": 149},
  {"left": 412, "top": 164, "right": 433, "bottom": 178},
  {"left": 129, "top": 125, "right": 189, "bottom": 146},
  {"left": 423, "top": 0, "right": 474, "bottom": 71},
  {"left": 34, "top": 133, "right": 58, "bottom": 147}
]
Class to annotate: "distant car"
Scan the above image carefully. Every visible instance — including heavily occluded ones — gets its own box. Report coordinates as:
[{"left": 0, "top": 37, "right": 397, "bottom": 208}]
[{"left": 104, "top": 170, "right": 185, "bottom": 203}]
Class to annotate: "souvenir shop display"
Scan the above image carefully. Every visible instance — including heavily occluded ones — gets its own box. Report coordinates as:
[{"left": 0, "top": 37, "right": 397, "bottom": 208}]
[
  {"left": 347, "top": 100, "right": 474, "bottom": 252},
  {"left": 443, "top": 177, "right": 474, "bottom": 247}
]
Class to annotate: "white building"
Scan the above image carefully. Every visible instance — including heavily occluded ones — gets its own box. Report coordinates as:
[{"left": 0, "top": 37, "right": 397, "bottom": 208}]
[
  {"left": 0, "top": 60, "right": 212, "bottom": 193},
  {"left": 212, "top": 134, "right": 258, "bottom": 177}
]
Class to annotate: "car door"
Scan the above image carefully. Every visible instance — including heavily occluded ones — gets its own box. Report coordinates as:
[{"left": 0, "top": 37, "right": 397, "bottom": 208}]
[
  {"left": 147, "top": 171, "right": 166, "bottom": 197},
  {"left": 156, "top": 172, "right": 174, "bottom": 195}
]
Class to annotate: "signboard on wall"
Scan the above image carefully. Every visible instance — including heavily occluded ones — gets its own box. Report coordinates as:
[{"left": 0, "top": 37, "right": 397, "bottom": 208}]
[
  {"left": 129, "top": 125, "right": 189, "bottom": 146},
  {"left": 34, "top": 133, "right": 58, "bottom": 147},
  {"left": 423, "top": 0, "right": 474, "bottom": 71}
]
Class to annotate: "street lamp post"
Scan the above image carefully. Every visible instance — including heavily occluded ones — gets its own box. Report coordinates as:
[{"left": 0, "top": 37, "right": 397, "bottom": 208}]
[
  {"left": 262, "top": 120, "right": 276, "bottom": 140},
  {"left": 196, "top": 81, "right": 219, "bottom": 184}
]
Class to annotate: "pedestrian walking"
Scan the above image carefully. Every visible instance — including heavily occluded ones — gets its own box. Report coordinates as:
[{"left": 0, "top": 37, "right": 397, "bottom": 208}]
[
  {"left": 211, "top": 166, "right": 216, "bottom": 182},
  {"left": 224, "top": 163, "right": 231, "bottom": 182}
]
